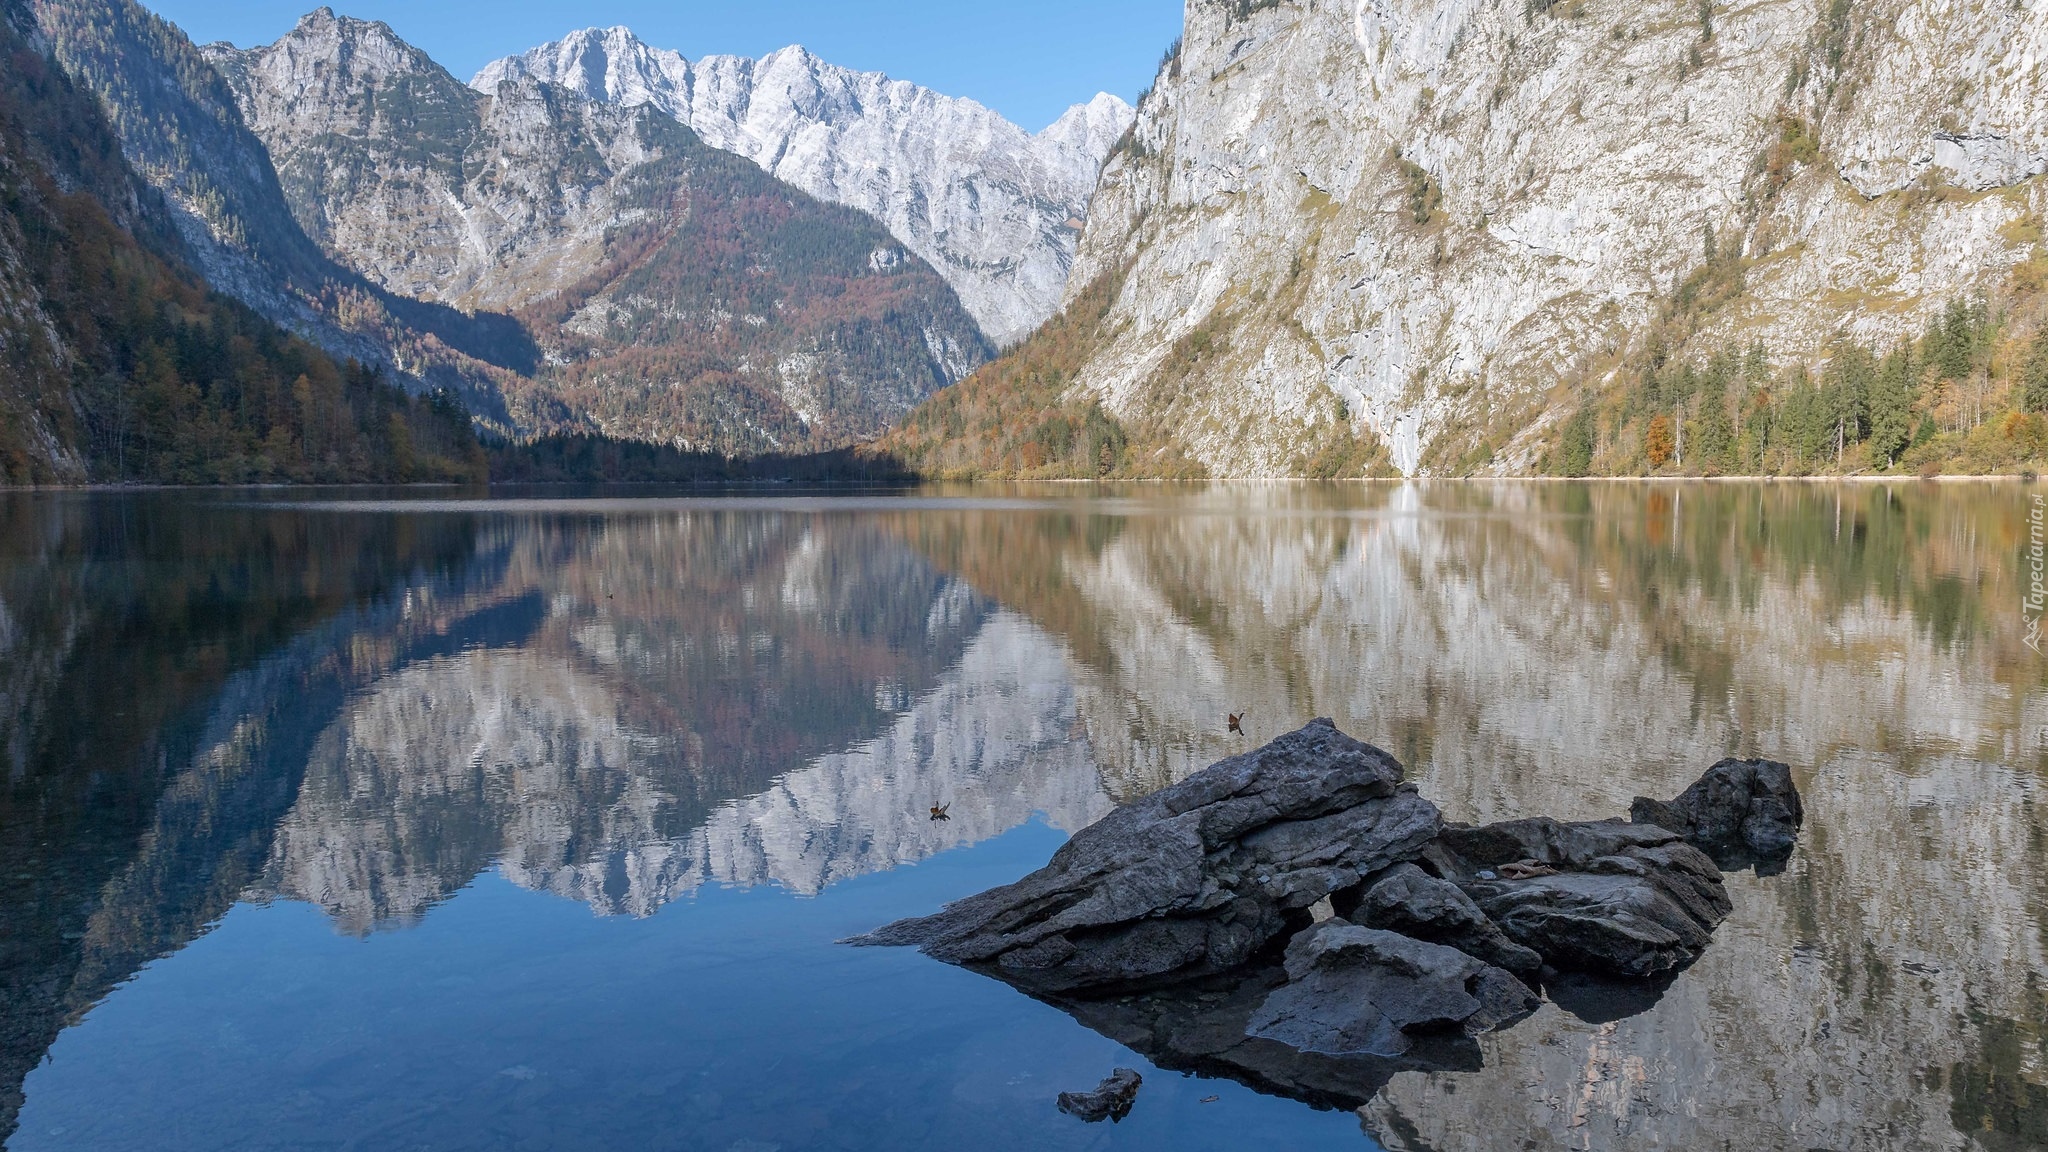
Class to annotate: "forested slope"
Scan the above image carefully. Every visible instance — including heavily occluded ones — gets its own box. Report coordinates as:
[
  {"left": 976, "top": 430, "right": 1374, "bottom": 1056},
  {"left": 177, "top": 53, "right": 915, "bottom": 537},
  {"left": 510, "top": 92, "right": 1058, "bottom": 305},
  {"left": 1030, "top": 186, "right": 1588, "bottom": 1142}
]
[{"left": 0, "top": 0, "right": 479, "bottom": 484}]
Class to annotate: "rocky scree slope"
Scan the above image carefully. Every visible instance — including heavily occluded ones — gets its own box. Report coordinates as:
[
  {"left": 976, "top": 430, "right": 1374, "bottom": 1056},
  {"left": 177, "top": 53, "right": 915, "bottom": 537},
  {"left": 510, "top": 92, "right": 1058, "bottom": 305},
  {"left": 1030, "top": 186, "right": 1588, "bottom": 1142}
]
[
  {"left": 1028, "top": 0, "right": 2048, "bottom": 476},
  {"left": 474, "top": 26, "right": 1135, "bottom": 347},
  {"left": 205, "top": 10, "right": 991, "bottom": 454},
  {"left": 25, "top": 0, "right": 539, "bottom": 431}
]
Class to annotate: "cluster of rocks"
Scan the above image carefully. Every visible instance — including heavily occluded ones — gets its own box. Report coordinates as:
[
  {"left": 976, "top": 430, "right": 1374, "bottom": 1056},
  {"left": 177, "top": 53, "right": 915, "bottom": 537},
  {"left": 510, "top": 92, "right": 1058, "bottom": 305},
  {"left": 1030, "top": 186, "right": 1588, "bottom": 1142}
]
[{"left": 854, "top": 720, "right": 1802, "bottom": 1110}]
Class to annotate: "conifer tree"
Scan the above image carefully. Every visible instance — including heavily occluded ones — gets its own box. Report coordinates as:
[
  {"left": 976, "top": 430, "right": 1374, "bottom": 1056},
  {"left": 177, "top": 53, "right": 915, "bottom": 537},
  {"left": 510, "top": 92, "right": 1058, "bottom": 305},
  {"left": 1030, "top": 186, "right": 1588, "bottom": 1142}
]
[
  {"left": 1866, "top": 346, "right": 1916, "bottom": 469},
  {"left": 2023, "top": 331, "right": 2048, "bottom": 414}
]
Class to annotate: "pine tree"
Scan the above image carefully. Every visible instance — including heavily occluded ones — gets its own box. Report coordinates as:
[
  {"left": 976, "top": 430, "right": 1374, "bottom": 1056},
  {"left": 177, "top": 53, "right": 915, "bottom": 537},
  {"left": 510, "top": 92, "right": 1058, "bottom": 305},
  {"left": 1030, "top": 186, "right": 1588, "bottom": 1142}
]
[
  {"left": 2023, "top": 331, "right": 2048, "bottom": 414},
  {"left": 1553, "top": 407, "right": 1596, "bottom": 476},
  {"left": 1866, "top": 345, "right": 1916, "bottom": 469},
  {"left": 1694, "top": 356, "right": 1734, "bottom": 472}
]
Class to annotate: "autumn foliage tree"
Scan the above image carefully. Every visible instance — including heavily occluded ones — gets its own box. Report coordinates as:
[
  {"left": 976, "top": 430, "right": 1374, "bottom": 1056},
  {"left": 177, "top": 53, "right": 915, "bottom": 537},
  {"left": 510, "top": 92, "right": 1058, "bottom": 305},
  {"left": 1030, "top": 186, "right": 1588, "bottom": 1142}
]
[{"left": 1644, "top": 415, "right": 1676, "bottom": 468}]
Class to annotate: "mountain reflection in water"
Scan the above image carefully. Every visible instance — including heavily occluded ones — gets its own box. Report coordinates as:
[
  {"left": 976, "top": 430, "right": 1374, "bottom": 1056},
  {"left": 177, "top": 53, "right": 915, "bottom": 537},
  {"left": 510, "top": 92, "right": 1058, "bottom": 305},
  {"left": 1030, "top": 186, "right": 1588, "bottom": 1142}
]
[{"left": 0, "top": 482, "right": 2042, "bottom": 1151}]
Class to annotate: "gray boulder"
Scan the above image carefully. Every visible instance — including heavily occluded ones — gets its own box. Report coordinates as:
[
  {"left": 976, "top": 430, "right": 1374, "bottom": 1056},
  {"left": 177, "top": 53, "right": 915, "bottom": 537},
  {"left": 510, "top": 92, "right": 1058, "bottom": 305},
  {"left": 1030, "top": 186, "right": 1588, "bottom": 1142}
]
[
  {"left": 852, "top": 719, "right": 1442, "bottom": 993},
  {"left": 1348, "top": 862, "right": 1543, "bottom": 976},
  {"left": 1437, "top": 818, "right": 1733, "bottom": 977},
  {"left": 1056, "top": 1068, "right": 1141, "bottom": 1122},
  {"left": 1245, "top": 923, "right": 1538, "bottom": 1058},
  {"left": 1632, "top": 757, "right": 1804, "bottom": 868}
]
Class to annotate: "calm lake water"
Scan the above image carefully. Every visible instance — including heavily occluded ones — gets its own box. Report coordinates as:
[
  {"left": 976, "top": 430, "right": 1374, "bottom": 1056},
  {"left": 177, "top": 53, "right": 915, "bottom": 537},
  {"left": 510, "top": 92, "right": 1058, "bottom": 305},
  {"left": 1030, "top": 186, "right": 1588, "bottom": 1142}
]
[{"left": 0, "top": 482, "right": 2041, "bottom": 1151}]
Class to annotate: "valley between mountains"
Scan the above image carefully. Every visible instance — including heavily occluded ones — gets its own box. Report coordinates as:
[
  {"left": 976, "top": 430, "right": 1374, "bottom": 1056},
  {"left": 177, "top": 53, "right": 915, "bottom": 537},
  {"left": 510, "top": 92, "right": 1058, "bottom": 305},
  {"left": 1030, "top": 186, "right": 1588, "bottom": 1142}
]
[{"left": 3, "top": 0, "right": 2047, "bottom": 482}]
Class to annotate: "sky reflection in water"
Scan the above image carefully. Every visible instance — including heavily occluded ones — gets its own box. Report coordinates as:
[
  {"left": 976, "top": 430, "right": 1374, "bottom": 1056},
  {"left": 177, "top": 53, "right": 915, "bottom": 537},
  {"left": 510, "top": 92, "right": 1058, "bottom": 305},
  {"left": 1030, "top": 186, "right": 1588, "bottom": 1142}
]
[{"left": 0, "top": 482, "right": 2041, "bottom": 1151}]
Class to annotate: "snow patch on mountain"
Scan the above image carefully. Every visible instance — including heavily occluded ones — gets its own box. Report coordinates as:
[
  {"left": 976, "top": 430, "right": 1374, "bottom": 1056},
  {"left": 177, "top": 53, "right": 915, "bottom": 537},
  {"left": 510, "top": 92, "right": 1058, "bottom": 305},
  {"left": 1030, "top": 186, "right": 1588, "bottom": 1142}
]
[{"left": 474, "top": 27, "right": 1134, "bottom": 346}]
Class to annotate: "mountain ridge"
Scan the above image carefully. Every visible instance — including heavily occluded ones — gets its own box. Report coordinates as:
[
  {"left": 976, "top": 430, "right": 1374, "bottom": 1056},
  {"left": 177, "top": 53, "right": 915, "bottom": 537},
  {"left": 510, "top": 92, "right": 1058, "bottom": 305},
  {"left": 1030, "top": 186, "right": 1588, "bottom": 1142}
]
[
  {"left": 0, "top": 0, "right": 481, "bottom": 483},
  {"left": 474, "top": 26, "right": 1134, "bottom": 346},
  {"left": 25, "top": 0, "right": 543, "bottom": 430},
  {"left": 202, "top": 8, "right": 992, "bottom": 454}
]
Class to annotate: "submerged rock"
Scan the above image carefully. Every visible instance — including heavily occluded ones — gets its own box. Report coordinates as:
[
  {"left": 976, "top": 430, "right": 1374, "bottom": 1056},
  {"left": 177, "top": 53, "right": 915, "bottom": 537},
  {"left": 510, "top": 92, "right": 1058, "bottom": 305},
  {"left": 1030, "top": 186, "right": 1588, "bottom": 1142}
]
[
  {"left": 1056, "top": 1068, "right": 1141, "bottom": 1122},
  {"left": 852, "top": 719, "right": 1441, "bottom": 993},
  {"left": 1632, "top": 758, "right": 1805, "bottom": 869}
]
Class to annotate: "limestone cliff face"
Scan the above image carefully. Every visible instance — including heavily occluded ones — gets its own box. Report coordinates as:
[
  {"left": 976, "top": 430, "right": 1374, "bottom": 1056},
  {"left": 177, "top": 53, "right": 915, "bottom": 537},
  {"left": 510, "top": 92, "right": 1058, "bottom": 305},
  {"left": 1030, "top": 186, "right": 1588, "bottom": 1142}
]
[
  {"left": 202, "top": 16, "right": 664, "bottom": 316},
  {"left": 203, "top": 11, "right": 990, "bottom": 453},
  {"left": 1063, "top": 0, "right": 2048, "bottom": 475},
  {"left": 475, "top": 28, "right": 1134, "bottom": 346}
]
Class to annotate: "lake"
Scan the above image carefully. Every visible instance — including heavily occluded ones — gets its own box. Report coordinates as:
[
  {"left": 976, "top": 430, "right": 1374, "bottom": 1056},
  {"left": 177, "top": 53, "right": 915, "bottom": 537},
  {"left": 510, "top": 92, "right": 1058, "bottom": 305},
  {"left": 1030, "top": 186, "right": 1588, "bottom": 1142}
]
[{"left": 0, "top": 481, "right": 2040, "bottom": 1151}]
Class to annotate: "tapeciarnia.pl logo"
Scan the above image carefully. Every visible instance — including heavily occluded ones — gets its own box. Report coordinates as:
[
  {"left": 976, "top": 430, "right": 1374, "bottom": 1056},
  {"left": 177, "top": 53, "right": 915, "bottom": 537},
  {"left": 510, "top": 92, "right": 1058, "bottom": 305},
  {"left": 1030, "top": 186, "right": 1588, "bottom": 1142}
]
[{"left": 2028, "top": 493, "right": 2045, "bottom": 654}]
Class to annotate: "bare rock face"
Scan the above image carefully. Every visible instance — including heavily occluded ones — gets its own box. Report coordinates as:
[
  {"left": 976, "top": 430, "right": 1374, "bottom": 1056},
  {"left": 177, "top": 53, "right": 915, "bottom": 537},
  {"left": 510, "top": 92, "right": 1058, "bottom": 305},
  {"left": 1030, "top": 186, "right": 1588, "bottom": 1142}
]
[
  {"left": 1631, "top": 757, "right": 1804, "bottom": 870},
  {"left": 854, "top": 718, "right": 1442, "bottom": 993},
  {"left": 1058, "top": 0, "right": 2048, "bottom": 475},
  {"left": 475, "top": 27, "right": 1135, "bottom": 346},
  {"left": 197, "top": 10, "right": 989, "bottom": 455}
]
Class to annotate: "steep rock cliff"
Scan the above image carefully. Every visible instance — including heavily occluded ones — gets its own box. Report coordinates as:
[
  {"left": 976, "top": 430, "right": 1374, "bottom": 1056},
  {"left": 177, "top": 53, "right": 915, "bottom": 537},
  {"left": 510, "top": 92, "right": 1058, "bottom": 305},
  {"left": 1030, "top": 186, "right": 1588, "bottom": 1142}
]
[
  {"left": 1053, "top": 0, "right": 2047, "bottom": 475},
  {"left": 474, "top": 27, "right": 1134, "bottom": 346}
]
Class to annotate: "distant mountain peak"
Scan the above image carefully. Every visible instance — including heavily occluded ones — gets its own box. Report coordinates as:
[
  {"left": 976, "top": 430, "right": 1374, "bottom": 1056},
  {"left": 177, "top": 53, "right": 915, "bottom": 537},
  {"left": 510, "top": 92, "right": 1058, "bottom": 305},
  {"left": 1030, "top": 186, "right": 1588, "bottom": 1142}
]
[
  {"left": 476, "top": 29, "right": 1135, "bottom": 346},
  {"left": 203, "top": 11, "right": 989, "bottom": 456}
]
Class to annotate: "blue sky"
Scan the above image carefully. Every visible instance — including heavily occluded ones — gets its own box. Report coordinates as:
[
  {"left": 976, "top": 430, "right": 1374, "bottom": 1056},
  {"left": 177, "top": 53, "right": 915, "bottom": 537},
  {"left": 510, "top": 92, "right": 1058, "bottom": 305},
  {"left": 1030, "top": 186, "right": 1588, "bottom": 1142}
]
[{"left": 148, "top": 0, "right": 1183, "bottom": 130}]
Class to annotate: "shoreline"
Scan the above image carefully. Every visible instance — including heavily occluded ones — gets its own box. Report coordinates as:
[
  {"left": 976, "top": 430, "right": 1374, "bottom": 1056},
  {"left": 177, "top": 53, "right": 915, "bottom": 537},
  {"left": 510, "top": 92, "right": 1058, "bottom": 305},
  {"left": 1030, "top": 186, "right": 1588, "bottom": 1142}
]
[{"left": 0, "top": 473, "right": 2034, "bottom": 493}]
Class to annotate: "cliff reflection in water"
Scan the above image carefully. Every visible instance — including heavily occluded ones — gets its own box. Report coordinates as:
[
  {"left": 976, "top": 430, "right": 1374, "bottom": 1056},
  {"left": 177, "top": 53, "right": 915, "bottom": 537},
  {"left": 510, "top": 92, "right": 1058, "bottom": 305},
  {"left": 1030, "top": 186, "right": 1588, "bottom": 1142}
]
[
  {"left": 1, "top": 482, "right": 2042, "bottom": 1151},
  {"left": 257, "top": 511, "right": 1114, "bottom": 928},
  {"left": 894, "top": 482, "right": 2045, "bottom": 1152}
]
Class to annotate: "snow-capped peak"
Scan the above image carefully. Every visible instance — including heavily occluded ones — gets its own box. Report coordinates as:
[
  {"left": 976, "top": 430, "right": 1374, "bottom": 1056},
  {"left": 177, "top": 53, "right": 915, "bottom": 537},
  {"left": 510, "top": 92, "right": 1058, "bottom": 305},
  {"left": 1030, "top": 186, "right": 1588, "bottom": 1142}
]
[{"left": 475, "top": 28, "right": 1134, "bottom": 346}]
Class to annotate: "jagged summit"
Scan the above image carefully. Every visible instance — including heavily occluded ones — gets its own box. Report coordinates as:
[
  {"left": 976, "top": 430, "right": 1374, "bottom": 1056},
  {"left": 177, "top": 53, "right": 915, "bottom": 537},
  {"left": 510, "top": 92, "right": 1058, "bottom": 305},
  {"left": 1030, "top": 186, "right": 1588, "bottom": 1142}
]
[
  {"left": 200, "top": 9, "right": 990, "bottom": 455},
  {"left": 476, "top": 26, "right": 1135, "bottom": 346}
]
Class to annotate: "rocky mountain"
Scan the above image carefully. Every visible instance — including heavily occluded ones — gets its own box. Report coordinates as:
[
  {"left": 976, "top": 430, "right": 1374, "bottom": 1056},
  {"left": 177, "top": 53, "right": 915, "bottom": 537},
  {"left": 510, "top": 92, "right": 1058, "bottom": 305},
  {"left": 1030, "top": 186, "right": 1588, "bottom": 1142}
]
[
  {"left": 0, "top": 0, "right": 481, "bottom": 483},
  {"left": 201, "top": 10, "right": 990, "bottom": 453},
  {"left": 474, "top": 27, "right": 1134, "bottom": 346},
  {"left": 24, "top": 0, "right": 544, "bottom": 431},
  {"left": 910, "top": 0, "right": 2047, "bottom": 476}
]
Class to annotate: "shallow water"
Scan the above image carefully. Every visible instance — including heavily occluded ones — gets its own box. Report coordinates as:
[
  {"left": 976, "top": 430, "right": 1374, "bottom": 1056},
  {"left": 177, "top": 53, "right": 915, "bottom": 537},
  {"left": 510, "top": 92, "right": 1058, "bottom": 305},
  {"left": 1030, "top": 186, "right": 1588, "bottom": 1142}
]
[{"left": 0, "top": 481, "right": 2041, "bottom": 1151}]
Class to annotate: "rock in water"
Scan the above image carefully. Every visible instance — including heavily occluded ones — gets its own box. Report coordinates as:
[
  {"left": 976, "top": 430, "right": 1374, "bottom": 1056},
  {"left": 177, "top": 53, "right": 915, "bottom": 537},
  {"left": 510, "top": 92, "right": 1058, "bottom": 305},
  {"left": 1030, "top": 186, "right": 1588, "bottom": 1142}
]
[
  {"left": 855, "top": 723, "right": 1805, "bottom": 1111},
  {"left": 851, "top": 719, "right": 1442, "bottom": 993},
  {"left": 1348, "top": 862, "right": 1543, "bottom": 976},
  {"left": 1056, "top": 1067, "right": 1142, "bottom": 1122},
  {"left": 1631, "top": 758, "right": 1805, "bottom": 869},
  {"left": 1435, "top": 819, "right": 1732, "bottom": 977},
  {"left": 1245, "top": 924, "right": 1538, "bottom": 1058}
]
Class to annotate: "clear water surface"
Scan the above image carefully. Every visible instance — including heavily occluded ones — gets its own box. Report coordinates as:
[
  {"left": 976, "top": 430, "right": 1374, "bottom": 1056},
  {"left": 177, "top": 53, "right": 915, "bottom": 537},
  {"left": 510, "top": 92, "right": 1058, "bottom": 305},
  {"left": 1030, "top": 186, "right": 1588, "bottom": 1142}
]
[{"left": 0, "top": 482, "right": 2040, "bottom": 1151}]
